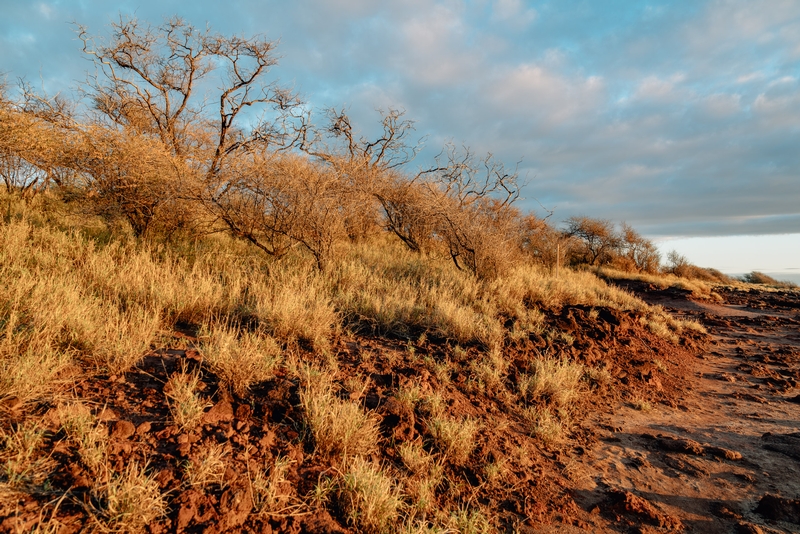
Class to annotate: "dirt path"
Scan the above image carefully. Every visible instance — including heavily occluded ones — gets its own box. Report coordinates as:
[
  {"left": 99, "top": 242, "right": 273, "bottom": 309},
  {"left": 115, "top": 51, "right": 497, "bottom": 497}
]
[{"left": 569, "top": 288, "right": 800, "bottom": 533}]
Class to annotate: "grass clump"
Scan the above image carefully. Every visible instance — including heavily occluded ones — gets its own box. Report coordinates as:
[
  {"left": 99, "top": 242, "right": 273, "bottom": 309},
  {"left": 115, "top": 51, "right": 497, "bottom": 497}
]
[
  {"left": 164, "top": 367, "right": 210, "bottom": 431},
  {"left": 518, "top": 357, "right": 584, "bottom": 409},
  {"left": 338, "top": 457, "right": 403, "bottom": 534},
  {"left": 56, "top": 403, "right": 107, "bottom": 473},
  {"left": 251, "top": 455, "right": 303, "bottom": 516},
  {"left": 184, "top": 442, "right": 228, "bottom": 488},
  {"left": 523, "top": 406, "right": 564, "bottom": 446},
  {"left": 426, "top": 415, "right": 479, "bottom": 465},
  {"left": 0, "top": 421, "right": 52, "bottom": 489},
  {"left": 300, "top": 367, "right": 380, "bottom": 461},
  {"left": 91, "top": 461, "right": 166, "bottom": 532},
  {"left": 200, "top": 323, "right": 283, "bottom": 396}
]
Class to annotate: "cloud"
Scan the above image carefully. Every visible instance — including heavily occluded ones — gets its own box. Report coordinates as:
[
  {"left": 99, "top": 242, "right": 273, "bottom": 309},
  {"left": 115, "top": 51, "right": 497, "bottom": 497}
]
[
  {"left": 491, "top": 0, "right": 537, "bottom": 29},
  {"left": 1, "top": 0, "right": 799, "bottom": 244}
]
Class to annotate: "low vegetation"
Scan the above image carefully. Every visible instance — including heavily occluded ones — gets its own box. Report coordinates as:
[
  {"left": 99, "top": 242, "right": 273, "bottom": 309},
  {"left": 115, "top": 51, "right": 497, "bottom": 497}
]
[{"left": 0, "top": 12, "right": 768, "bottom": 532}]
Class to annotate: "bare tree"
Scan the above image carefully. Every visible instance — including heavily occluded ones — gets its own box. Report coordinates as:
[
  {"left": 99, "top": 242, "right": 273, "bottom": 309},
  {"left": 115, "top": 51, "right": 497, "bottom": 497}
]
[
  {"left": 425, "top": 144, "right": 523, "bottom": 278},
  {"left": 618, "top": 222, "right": 660, "bottom": 273},
  {"left": 77, "top": 16, "right": 305, "bottom": 236},
  {"left": 564, "top": 216, "right": 621, "bottom": 266}
]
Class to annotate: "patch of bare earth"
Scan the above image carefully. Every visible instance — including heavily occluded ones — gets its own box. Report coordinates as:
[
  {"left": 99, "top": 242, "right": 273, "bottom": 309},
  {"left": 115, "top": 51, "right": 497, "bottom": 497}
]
[{"left": 567, "top": 282, "right": 800, "bottom": 534}]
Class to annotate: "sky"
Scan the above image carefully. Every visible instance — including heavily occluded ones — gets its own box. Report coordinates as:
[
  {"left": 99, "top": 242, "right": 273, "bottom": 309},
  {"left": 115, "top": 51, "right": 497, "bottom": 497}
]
[{"left": 1, "top": 0, "right": 798, "bottom": 274}]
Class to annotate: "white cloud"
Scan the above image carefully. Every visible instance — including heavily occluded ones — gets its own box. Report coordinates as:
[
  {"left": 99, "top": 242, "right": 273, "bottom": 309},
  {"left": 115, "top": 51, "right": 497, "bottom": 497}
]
[
  {"left": 488, "top": 64, "right": 605, "bottom": 125},
  {"left": 491, "top": 0, "right": 537, "bottom": 29},
  {"left": 632, "top": 73, "right": 686, "bottom": 102},
  {"left": 36, "top": 3, "right": 54, "bottom": 19},
  {"left": 702, "top": 93, "right": 741, "bottom": 117}
]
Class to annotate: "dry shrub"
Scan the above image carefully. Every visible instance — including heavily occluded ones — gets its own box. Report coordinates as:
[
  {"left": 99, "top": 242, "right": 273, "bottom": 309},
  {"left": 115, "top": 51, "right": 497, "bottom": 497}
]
[
  {"left": 200, "top": 323, "right": 282, "bottom": 395},
  {"left": 741, "top": 271, "right": 796, "bottom": 288},
  {"left": 338, "top": 457, "right": 402, "bottom": 534},
  {"left": 375, "top": 173, "right": 437, "bottom": 253},
  {"left": 209, "top": 153, "right": 349, "bottom": 269},
  {"left": 300, "top": 367, "right": 380, "bottom": 461}
]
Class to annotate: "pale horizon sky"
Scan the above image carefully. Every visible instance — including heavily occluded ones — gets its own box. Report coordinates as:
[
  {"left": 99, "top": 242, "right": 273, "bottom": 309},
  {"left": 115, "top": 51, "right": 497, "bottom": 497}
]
[{"left": 1, "top": 1, "right": 798, "bottom": 272}]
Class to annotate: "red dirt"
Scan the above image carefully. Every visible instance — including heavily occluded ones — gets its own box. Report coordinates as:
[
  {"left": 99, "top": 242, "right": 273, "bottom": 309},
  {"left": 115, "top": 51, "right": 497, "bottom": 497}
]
[{"left": 3, "top": 283, "right": 799, "bottom": 532}]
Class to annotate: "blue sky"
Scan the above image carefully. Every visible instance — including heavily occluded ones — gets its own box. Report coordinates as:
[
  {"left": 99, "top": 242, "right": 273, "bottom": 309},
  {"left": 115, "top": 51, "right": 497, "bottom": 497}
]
[{"left": 1, "top": 0, "right": 798, "bottom": 273}]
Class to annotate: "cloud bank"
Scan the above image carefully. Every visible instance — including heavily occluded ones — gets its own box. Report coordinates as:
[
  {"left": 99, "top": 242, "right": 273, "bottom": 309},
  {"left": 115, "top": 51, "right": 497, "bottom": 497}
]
[{"left": 1, "top": 0, "right": 799, "bottom": 237}]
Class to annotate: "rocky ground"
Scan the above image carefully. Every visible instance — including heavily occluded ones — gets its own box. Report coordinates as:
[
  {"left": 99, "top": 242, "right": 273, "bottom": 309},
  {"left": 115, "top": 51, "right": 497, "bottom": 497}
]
[
  {"left": 566, "top": 282, "right": 800, "bottom": 533},
  {"left": 2, "top": 283, "right": 799, "bottom": 533}
]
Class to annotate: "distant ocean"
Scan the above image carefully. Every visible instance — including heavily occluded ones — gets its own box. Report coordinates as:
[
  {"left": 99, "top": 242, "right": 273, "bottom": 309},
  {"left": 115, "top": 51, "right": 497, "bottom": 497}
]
[{"left": 728, "top": 271, "right": 800, "bottom": 285}]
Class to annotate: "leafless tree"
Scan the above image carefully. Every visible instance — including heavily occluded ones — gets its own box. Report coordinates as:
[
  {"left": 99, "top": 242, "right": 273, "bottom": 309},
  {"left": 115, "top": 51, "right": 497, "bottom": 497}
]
[
  {"left": 76, "top": 16, "right": 305, "bottom": 237},
  {"left": 424, "top": 144, "right": 523, "bottom": 277},
  {"left": 564, "top": 216, "right": 621, "bottom": 266},
  {"left": 618, "top": 222, "right": 660, "bottom": 273}
]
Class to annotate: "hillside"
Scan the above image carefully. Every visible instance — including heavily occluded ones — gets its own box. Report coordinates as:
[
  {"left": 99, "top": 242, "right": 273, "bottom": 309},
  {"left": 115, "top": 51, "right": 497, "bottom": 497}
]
[{"left": 0, "top": 198, "right": 708, "bottom": 533}]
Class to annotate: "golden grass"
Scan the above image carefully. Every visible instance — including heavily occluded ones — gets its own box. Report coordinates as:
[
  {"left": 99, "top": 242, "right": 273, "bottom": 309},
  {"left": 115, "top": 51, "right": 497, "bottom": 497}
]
[
  {"left": 426, "top": 415, "right": 480, "bottom": 465},
  {"left": 599, "top": 267, "right": 721, "bottom": 301},
  {"left": 338, "top": 457, "right": 403, "bottom": 534},
  {"left": 164, "top": 367, "right": 210, "bottom": 431},
  {"left": 300, "top": 366, "right": 381, "bottom": 461},
  {"left": 91, "top": 461, "right": 166, "bottom": 532},
  {"left": 200, "top": 323, "right": 283, "bottom": 395},
  {"left": 0, "top": 421, "right": 53, "bottom": 489},
  {"left": 251, "top": 455, "right": 303, "bottom": 516},
  {"left": 518, "top": 357, "right": 584, "bottom": 409},
  {"left": 184, "top": 442, "right": 228, "bottom": 488},
  {"left": 55, "top": 402, "right": 107, "bottom": 473}
]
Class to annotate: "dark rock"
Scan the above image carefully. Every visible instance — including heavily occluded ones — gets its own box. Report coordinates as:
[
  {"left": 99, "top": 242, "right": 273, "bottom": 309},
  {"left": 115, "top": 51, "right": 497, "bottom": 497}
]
[
  {"left": 761, "top": 432, "right": 800, "bottom": 461},
  {"left": 754, "top": 494, "right": 800, "bottom": 524}
]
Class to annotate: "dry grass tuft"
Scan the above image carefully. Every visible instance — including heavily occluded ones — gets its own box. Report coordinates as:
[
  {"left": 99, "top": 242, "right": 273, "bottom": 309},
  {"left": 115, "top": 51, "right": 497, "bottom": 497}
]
[
  {"left": 200, "top": 323, "right": 283, "bottom": 396},
  {"left": 300, "top": 367, "right": 380, "bottom": 461},
  {"left": 523, "top": 406, "right": 563, "bottom": 446},
  {"left": 56, "top": 403, "right": 107, "bottom": 473},
  {"left": 338, "top": 457, "right": 403, "bottom": 534},
  {"left": 518, "top": 357, "right": 584, "bottom": 409},
  {"left": 426, "top": 415, "right": 479, "bottom": 465},
  {"left": 184, "top": 442, "right": 228, "bottom": 488},
  {"left": 251, "top": 455, "right": 302, "bottom": 515},
  {"left": 164, "top": 367, "right": 210, "bottom": 431},
  {"left": 0, "top": 421, "right": 53, "bottom": 489},
  {"left": 91, "top": 461, "right": 166, "bottom": 532}
]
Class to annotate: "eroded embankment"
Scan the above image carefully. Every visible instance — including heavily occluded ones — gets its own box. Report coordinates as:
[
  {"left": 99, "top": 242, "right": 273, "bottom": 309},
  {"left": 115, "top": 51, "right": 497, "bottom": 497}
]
[{"left": 0, "top": 294, "right": 703, "bottom": 533}]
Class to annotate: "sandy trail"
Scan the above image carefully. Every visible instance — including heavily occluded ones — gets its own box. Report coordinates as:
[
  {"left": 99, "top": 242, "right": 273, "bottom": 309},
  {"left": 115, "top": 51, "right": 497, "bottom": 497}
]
[{"left": 569, "top": 290, "right": 800, "bottom": 533}]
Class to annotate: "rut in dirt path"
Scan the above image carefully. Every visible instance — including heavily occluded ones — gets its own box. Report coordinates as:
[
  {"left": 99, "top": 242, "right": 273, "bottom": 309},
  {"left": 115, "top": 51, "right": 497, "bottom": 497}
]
[{"left": 570, "top": 287, "right": 800, "bottom": 534}]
